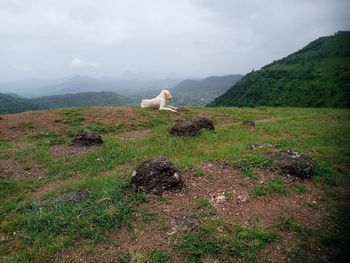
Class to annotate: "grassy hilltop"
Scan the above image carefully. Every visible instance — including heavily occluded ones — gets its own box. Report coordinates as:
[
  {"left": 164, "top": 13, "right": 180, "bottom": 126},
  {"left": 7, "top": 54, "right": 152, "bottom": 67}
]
[
  {"left": 209, "top": 31, "right": 350, "bottom": 108},
  {"left": 0, "top": 106, "right": 349, "bottom": 262}
]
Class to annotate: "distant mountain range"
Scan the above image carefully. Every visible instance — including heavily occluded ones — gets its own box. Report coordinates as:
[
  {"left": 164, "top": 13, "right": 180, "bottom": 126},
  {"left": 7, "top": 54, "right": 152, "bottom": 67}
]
[
  {"left": 0, "top": 75, "right": 181, "bottom": 98},
  {"left": 0, "top": 74, "right": 242, "bottom": 113},
  {"left": 171, "top": 75, "right": 242, "bottom": 106},
  {"left": 209, "top": 31, "right": 350, "bottom": 108},
  {"left": 3, "top": 32, "right": 348, "bottom": 113},
  {"left": 0, "top": 92, "right": 129, "bottom": 113}
]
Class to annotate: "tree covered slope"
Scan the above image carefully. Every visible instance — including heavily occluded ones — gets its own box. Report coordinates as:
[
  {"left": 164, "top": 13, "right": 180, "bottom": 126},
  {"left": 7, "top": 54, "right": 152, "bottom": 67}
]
[
  {"left": 209, "top": 31, "right": 350, "bottom": 108},
  {"left": 0, "top": 93, "right": 40, "bottom": 113}
]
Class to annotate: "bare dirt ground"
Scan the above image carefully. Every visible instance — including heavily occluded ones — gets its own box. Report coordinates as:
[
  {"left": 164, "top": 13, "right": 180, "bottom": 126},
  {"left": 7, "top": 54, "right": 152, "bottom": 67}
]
[
  {"left": 0, "top": 110, "right": 70, "bottom": 139},
  {"left": 49, "top": 144, "right": 100, "bottom": 159},
  {"left": 51, "top": 161, "right": 327, "bottom": 263},
  {"left": 118, "top": 130, "right": 151, "bottom": 141},
  {"left": 0, "top": 157, "right": 44, "bottom": 180}
]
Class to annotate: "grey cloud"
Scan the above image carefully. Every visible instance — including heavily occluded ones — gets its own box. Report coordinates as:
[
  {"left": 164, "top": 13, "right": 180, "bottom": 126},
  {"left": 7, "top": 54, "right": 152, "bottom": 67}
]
[{"left": 0, "top": 0, "right": 349, "bottom": 82}]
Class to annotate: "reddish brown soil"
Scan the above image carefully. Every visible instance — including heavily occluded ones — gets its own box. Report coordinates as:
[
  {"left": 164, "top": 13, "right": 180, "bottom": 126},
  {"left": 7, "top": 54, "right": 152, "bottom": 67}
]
[
  {"left": 81, "top": 106, "right": 137, "bottom": 125},
  {"left": 118, "top": 130, "right": 150, "bottom": 141},
  {"left": 0, "top": 110, "right": 69, "bottom": 139},
  {"left": 49, "top": 144, "right": 100, "bottom": 159},
  {"left": 0, "top": 158, "right": 44, "bottom": 180},
  {"left": 51, "top": 162, "right": 327, "bottom": 263},
  {"left": 0, "top": 106, "right": 192, "bottom": 142}
]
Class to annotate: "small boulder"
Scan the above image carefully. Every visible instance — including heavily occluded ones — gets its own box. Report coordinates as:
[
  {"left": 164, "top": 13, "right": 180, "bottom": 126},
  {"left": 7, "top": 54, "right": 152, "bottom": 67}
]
[
  {"left": 169, "top": 117, "right": 215, "bottom": 137},
  {"left": 268, "top": 150, "right": 314, "bottom": 179},
  {"left": 131, "top": 156, "right": 183, "bottom": 194},
  {"left": 194, "top": 117, "right": 215, "bottom": 130},
  {"left": 169, "top": 120, "right": 200, "bottom": 137},
  {"left": 242, "top": 120, "right": 256, "bottom": 126},
  {"left": 170, "top": 215, "right": 198, "bottom": 233},
  {"left": 71, "top": 129, "right": 103, "bottom": 146}
]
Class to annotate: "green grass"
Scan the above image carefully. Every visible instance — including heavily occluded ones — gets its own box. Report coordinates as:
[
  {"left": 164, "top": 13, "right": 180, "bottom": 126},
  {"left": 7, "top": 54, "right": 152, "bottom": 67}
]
[
  {"left": 10, "top": 121, "right": 34, "bottom": 131},
  {"left": 148, "top": 250, "right": 171, "bottom": 263},
  {"left": 29, "top": 131, "right": 67, "bottom": 146},
  {"left": 85, "top": 123, "right": 119, "bottom": 134},
  {"left": 253, "top": 177, "right": 288, "bottom": 196},
  {"left": 1, "top": 176, "right": 144, "bottom": 262},
  {"left": 59, "top": 108, "right": 85, "bottom": 128},
  {"left": 195, "top": 198, "right": 212, "bottom": 209},
  {"left": 0, "top": 106, "right": 349, "bottom": 262},
  {"left": 275, "top": 215, "right": 302, "bottom": 232},
  {"left": 192, "top": 167, "right": 205, "bottom": 177},
  {"left": 0, "top": 138, "right": 12, "bottom": 149},
  {"left": 177, "top": 220, "right": 278, "bottom": 262},
  {"left": 292, "top": 183, "right": 308, "bottom": 193}
]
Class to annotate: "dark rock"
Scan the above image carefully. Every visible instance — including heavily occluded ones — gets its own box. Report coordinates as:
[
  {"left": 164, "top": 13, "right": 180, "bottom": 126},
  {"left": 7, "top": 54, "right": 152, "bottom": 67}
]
[
  {"left": 38, "top": 190, "right": 89, "bottom": 207},
  {"left": 131, "top": 157, "right": 182, "bottom": 194},
  {"left": 169, "top": 117, "right": 215, "bottom": 137},
  {"left": 71, "top": 129, "right": 103, "bottom": 146},
  {"left": 268, "top": 150, "right": 314, "bottom": 179},
  {"left": 194, "top": 117, "right": 215, "bottom": 130},
  {"left": 250, "top": 143, "right": 275, "bottom": 150},
  {"left": 169, "top": 120, "right": 200, "bottom": 137},
  {"left": 242, "top": 120, "right": 256, "bottom": 126},
  {"left": 170, "top": 215, "right": 198, "bottom": 233}
]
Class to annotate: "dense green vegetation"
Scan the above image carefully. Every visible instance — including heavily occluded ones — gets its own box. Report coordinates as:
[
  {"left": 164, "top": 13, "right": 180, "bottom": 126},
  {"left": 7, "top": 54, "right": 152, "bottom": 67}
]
[
  {"left": 209, "top": 31, "right": 350, "bottom": 108},
  {"left": 0, "top": 106, "right": 349, "bottom": 262},
  {"left": 0, "top": 93, "right": 39, "bottom": 113}
]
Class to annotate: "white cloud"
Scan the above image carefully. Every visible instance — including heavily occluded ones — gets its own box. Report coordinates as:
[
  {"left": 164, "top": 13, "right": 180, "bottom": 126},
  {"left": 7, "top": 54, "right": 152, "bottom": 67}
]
[
  {"left": 87, "top": 62, "right": 101, "bottom": 68},
  {"left": 70, "top": 57, "right": 101, "bottom": 68},
  {"left": 12, "top": 66, "right": 32, "bottom": 71},
  {"left": 0, "top": 0, "right": 349, "bottom": 80},
  {"left": 70, "top": 57, "right": 83, "bottom": 67}
]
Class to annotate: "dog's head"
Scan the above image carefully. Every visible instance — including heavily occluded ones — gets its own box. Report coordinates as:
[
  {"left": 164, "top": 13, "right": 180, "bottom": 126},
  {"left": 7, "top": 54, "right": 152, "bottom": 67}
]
[{"left": 161, "top": 89, "right": 173, "bottom": 101}]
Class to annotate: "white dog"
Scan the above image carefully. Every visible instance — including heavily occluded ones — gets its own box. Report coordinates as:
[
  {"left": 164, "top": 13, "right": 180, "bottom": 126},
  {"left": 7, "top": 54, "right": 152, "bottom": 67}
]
[{"left": 141, "top": 89, "right": 178, "bottom": 112}]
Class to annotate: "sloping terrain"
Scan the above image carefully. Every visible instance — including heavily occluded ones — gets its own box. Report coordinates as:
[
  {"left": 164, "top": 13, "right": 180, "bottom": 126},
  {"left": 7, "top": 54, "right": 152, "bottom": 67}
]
[
  {"left": 0, "top": 106, "right": 349, "bottom": 262},
  {"left": 209, "top": 31, "right": 350, "bottom": 108},
  {"left": 171, "top": 75, "right": 242, "bottom": 106}
]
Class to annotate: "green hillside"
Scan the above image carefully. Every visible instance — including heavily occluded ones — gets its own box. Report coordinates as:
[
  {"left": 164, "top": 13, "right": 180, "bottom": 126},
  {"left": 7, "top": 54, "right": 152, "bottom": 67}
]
[
  {"left": 0, "top": 93, "right": 40, "bottom": 113},
  {"left": 209, "top": 31, "right": 350, "bottom": 108}
]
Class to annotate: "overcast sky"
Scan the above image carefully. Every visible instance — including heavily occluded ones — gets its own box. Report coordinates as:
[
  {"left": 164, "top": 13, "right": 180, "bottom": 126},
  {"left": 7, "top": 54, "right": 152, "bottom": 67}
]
[{"left": 0, "top": 0, "right": 349, "bottom": 82}]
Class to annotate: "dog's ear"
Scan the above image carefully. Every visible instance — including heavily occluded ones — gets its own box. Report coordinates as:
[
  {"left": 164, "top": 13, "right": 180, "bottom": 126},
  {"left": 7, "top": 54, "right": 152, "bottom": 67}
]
[{"left": 162, "top": 90, "right": 169, "bottom": 99}]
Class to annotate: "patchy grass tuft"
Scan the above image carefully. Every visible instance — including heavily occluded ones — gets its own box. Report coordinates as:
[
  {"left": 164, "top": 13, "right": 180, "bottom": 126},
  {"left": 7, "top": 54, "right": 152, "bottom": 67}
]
[
  {"left": 253, "top": 177, "right": 288, "bottom": 196},
  {"left": 177, "top": 220, "right": 278, "bottom": 262},
  {"left": 195, "top": 198, "right": 212, "bottom": 209},
  {"left": 275, "top": 215, "right": 302, "bottom": 232}
]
